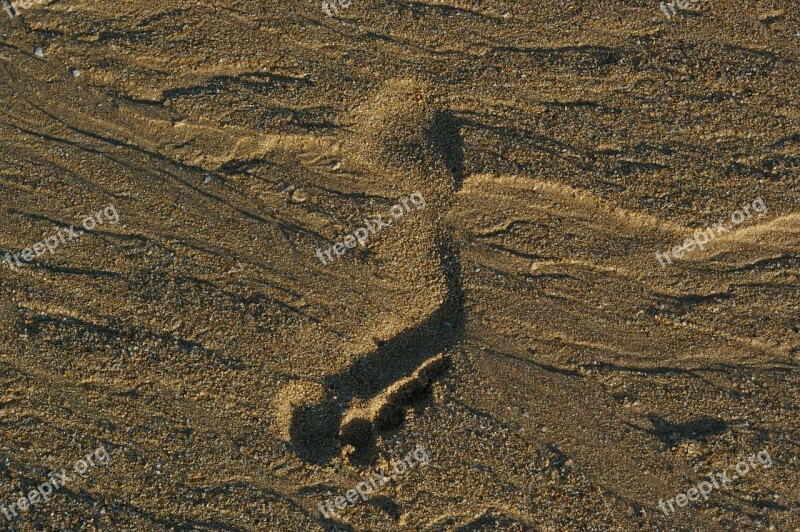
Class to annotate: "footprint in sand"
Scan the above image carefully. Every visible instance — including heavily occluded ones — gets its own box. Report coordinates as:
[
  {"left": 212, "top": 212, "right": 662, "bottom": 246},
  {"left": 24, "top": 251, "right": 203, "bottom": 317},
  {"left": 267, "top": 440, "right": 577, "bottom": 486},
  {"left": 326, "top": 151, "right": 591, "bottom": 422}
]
[{"left": 272, "top": 79, "right": 466, "bottom": 463}]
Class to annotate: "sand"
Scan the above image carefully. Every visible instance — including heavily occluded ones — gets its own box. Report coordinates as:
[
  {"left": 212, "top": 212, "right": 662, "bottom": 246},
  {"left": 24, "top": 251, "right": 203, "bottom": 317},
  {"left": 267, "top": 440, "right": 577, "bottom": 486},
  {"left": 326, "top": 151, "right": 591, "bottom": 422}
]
[{"left": 0, "top": 0, "right": 798, "bottom": 530}]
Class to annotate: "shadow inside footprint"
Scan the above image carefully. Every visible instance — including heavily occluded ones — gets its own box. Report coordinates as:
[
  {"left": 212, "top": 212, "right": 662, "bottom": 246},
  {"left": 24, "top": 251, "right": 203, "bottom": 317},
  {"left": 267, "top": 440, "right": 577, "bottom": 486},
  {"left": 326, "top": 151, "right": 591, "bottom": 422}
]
[
  {"left": 288, "top": 401, "right": 341, "bottom": 463},
  {"left": 427, "top": 110, "right": 465, "bottom": 191}
]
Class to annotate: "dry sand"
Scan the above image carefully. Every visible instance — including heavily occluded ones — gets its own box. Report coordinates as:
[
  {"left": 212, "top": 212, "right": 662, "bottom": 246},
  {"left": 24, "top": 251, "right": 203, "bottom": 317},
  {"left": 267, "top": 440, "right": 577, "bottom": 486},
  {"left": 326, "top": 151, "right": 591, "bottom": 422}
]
[{"left": 0, "top": 0, "right": 799, "bottom": 530}]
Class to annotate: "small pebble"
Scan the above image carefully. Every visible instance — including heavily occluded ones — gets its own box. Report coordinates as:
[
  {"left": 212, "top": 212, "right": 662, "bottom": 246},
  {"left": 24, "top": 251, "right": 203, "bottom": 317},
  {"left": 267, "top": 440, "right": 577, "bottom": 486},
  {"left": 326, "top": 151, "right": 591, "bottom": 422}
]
[
  {"left": 34, "top": 47, "right": 43, "bottom": 58},
  {"left": 71, "top": 69, "right": 81, "bottom": 77}
]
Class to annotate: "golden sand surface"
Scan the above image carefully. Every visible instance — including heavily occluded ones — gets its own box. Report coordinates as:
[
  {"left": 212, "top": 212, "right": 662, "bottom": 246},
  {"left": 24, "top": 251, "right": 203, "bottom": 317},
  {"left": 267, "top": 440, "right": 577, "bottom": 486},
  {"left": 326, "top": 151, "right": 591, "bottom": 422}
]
[{"left": 0, "top": 0, "right": 798, "bottom": 530}]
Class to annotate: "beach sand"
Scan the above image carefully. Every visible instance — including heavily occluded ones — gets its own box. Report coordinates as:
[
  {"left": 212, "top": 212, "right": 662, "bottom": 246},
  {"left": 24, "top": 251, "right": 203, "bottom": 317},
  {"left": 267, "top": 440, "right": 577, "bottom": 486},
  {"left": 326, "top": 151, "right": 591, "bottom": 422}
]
[{"left": 0, "top": 0, "right": 798, "bottom": 529}]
